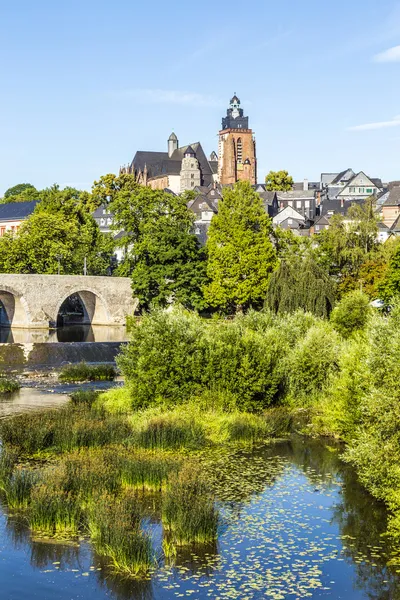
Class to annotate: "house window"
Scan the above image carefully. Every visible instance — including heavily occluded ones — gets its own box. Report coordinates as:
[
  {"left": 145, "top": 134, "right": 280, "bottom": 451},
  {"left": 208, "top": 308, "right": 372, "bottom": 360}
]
[
  {"left": 349, "top": 187, "right": 355, "bottom": 193},
  {"left": 305, "top": 200, "right": 310, "bottom": 208},
  {"left": 191, "top": 174, "right": 194, "bottom": 179},
  {"left": 288, "top": 201, "right": 293, "bottom": 207},
  {"left": 366, "top": 188, "right": 372, "bottom": 194},
  {"left": 191, "top": 182, "right": 194, "bottom": 187},
  {"left": 100, "top": 218, "right": 105, "bottom": 226},
  {"left": 191, "top": 163, "right": 194, "bottom": 168},
  {"left": 288, "top": 219, "right": 293, "bottom": 225},
  {"left": 296, "top": 201, "right": 302, "bottom": 209},
  {"left": 359, "top": 188, "right": 364, "bottom": 193},
  {"left": 0, "top": 227, "right": 5, "bottom": 236},
  {"left": 236, "top": 138, "right": 243, "bottom": 163},
  {"left": 315, "top": 225, "right": 320, "bottom": 231}
]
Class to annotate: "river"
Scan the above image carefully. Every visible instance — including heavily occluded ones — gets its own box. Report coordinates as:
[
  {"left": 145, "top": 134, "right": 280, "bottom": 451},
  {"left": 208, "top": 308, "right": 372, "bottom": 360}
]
[{"left": 0, "top": 413, "right": 399, "bottom": 600}]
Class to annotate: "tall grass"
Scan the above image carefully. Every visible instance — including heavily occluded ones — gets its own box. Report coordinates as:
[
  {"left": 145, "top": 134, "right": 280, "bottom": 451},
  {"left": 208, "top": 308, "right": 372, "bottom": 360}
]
[
  {"left": 0, "top": 469, "right": 38, "bottom": 509},
  {"left": 88, "top": 492, "right": 152, "bottom": 576},
  {"left": 29, "top": 484, "right": 82, "bottom": 536},
  {"left": 162, "top": 464, "right": 218, "bottom": 546},
  {"left": 120, "top": 450, "right": 181, "bottom": 491},
  {"left": 59, "top": 362, "right": 117, "bottom": 382},
  {"left": 0, "top": 404, "right": 131, "bottom": 455},
  {"left": 134, "top": 414, "right": 206, "bottom": 450}
]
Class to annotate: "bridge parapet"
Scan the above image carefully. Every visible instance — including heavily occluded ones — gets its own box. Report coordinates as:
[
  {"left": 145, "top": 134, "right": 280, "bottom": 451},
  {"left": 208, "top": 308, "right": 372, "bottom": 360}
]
[{"left": 0, "top": 274, "right": 137, "bottom": 329}]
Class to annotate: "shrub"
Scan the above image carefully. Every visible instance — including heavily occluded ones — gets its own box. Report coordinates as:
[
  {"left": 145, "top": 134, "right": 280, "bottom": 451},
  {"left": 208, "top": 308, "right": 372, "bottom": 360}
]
[
  {"left": 70, "top": 390, "right": 101, "bottom": 407},
  {"left": 0, "top": 377, "right": 20, "bottom": 394},
  {"left": 59, "top": 363, "right": 116, "bottom": 382},
  {"left": 330, "top": 290, "right": 371, "bottom": 338},
  {"left": 285, "top": 322, "right": 341, "bottom": 404}
]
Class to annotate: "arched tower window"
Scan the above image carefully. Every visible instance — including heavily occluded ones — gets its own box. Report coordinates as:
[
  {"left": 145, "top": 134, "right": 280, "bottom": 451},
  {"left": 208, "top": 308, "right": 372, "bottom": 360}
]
[{"left": 236, "top": 138, "right": 243, "bottom": 164}]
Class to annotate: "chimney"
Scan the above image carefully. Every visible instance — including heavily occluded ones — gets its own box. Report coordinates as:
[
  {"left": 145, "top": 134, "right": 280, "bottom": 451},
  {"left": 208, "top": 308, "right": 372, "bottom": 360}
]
[{"left": 303, "top": 178, "right": 309, "bottom": 191}]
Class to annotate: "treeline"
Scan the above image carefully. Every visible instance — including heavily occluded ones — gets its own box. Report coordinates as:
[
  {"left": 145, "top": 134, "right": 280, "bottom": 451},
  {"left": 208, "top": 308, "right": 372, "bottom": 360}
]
[
  {"left": 3, "top": 175, "right": 400, "bottom": 310},
  {"left": 118, "top": 304, "right": 400, "bottom": 537}
]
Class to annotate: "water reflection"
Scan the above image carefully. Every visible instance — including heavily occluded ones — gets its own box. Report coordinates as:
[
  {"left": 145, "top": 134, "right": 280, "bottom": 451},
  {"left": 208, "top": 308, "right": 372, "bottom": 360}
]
[
  {"left": 0, "top": 325, "right": 129, "bottom": 344},
  {"left": 1, "top": 440, "right": 400, "bottom": 599}
]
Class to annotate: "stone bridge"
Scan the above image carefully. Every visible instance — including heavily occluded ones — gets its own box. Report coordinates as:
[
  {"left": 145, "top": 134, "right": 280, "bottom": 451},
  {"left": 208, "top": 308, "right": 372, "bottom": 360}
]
[{"left": 0, "top": 274, "right": 138, "bottom": 328}]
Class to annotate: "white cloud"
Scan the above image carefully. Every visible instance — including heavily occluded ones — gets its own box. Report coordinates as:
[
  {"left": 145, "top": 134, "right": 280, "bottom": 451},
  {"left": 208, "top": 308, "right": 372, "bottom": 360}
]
[
  {"left": 110, "top": 89, "right": 222, "bottom": 108},
  {"left": 348, "top": 115, "right": 400, "bottom": 131},
  {"left": 373, "top": 45, "right": 400, "bottom": 62}
]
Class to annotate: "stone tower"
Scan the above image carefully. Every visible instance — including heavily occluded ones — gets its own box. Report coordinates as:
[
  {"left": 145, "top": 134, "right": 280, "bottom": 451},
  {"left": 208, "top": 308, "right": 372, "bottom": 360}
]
[
  {"left": 168, "top": 132, "right": 179, "bottom": 157},
  {"left": 218, "top": 94, "right": 257, "bottom": 185},
  {"left": 180, "top": 146, "right": 201, "bottom": 192}
]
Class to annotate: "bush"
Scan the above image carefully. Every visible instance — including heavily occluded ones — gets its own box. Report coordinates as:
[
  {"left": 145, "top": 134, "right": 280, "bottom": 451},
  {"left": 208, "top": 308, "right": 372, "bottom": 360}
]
[
  {"left": 0, "top": 377, "right": 20, "bottom": 394},
  {"left": 330, "top": 290, "right": 371, "bottom": 338},
  {"left": 59, "top": 363, "right": 116, "bottom": 382},
  {"left": 285, "top": 322, "right": 341, "bottom": 404}
]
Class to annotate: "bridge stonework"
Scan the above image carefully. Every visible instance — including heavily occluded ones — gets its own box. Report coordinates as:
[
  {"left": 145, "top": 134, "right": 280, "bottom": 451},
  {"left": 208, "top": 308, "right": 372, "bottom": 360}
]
[{"left": 0, "top": 274, "right": 137, "bottom": 328}]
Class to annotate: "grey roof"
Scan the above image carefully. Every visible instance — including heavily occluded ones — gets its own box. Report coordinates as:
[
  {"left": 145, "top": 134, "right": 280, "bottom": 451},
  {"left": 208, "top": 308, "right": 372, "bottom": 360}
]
[
  {"left": 327, "top": 186, "right": 343, "bottom": 200},
  {"left": 377, "top": 222, "right": 389, "bottom": 230},
  {"left": 293, "top": 181, "right": 319, "bottom": 191},
  {"left": 209, "top": 160, "right": 218, "bottom": 174},
  {"left": 371, "top": 178, "right": 383, "bottom": 189},
  {"left": 258, "top": 191, "right": 277, "bottom": 206},
  {"left": 383, "top": 186, "right": 400, "bottom": 207},
  {"left": 0, "top": 200, "right": 38, "bottom": 222},
  {"left": 92, "top": 203, "right": 114, "bottom": 218},
  {"left": 185, "top": 145, "right": 195, "bottom": 156},
  {"left": 321, "top": 173, "right": 339, "bottom": 187},
  {"left": 132, "top": 142, "right": 215, "bottom": 186},
  {"left": 276, "top": 190, "right": 315, "bottom": 200},
  {"left": 168, "top": 132, "right": 178, "bottom": 141},
  {"left": 390, "top": 215, "right": 400, "bottom": 232},
  {"left": 330, "top": 169, "right": 355, "bottom": 185}
]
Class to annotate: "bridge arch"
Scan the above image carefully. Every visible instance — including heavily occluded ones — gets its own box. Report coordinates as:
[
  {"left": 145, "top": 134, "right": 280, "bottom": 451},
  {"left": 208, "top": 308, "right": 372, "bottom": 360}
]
[
  {"left": 0, "top": 287, "right": 30, "bottom": 328},
  {"left": 54, "top": 288, "right": 111, "bottom": 327}
]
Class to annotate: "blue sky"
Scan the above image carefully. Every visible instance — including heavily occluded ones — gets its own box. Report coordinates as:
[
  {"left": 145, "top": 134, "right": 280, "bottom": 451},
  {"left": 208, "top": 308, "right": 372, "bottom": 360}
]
[{"left": 1, "top": 0, "right": 400, "bottom": 195}]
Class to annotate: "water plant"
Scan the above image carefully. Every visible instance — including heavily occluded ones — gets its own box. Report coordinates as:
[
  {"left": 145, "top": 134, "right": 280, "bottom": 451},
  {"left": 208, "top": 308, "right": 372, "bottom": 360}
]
[
  {"left": 29, "top": 484, "right": 82, "bottom": 536},
  {"left": 134, "top": 414, "right": 206, "bottom": 450},
  {"left": 162, "top": 464, "right": 218, "bottom": 545},
  {"left": 0, "top": 377, "right": 20, "bottom": 394},
  {"left": 59, "top": 362, "right": 117, "bottom": 382},
  {"left": 120, "top": 450, "right": 181, "bottom": 491},
  {"left": 88, "top": 492, "right": 152, "bottom": 576},
  {"left": 69, "top": 389, "right": 101, "bottom": 407},
  {"left": 0, "top": 469, "right": 38, "bottom": 509}
]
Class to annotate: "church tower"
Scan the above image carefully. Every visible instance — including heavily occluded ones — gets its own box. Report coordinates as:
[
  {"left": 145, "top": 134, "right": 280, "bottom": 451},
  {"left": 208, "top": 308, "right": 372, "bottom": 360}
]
[{"left": 218, "top": 94, "right": 257, "bottom": 185}]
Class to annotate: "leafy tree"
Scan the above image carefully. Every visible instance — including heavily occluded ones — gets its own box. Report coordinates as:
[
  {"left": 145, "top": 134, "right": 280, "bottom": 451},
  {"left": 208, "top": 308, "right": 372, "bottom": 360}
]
[
  {"left": 91, "top": 173, "right": 137, "bottom": 211},
  {"left": 330, "top": 290, "right": 371, "bottom": 338},
  {"left": 1, "top": 184, "right": 40, "bottom": 204},
  {"left": 265, "top": 170, "right": 294, "bottom": 191},
  {"left": 204, "top": 181, "right": 277, "bottom": 313},
  {"left": 109, "top": 183, "right": 207, "bottom": 310},
  {"left": 0, "top": 186, "right": 114, "bottom": 275},
  {"left": 4, "top": 183, "right": 36, "bottom": 198},
  {"left": 265, "top": 255, "right": 336, "bottom": 318},
  {"left": 315, "top": 197, "right": 379, "bottom": 293}
]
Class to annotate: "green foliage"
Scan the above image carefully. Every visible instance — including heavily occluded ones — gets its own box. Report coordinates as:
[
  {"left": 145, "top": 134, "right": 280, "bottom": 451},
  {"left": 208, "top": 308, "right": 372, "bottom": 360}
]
[
  {"left": 0, "top": 186, "right": 114, "bottom": 275},
  {"left": 91, "top": 173, "right": 137, "bottom": 210},
  {"left": 264, "top": 170, "right": 294, "bottom": 191},
  {"left": 2, "top": 183, "right": 38, "bottom": 203},
  {"left": 330, "top": 290, "right": 371, "bottom": 338},
  {"left": 110, "top": 183, "right": 207, "bottom": 310},
  {"left": 205, "top": 181, "right": 277, "bottom": 312},
  {"left": 59, "top": 363, "right": 116, "bottom": 382},
  {"left": 162, "top": 464, "right": 218, "bottom": 545},
  {"left": 285, "top": 322, "right": 340, "bottom": 404},
  {"left": 0, "top": 377, "right": 20, "bottom": 394},
  {"left": 379, "top": 242, "right": 400, "bottom": 302},
  {"left": 266, "top": 256, "right": 336, "bottom": 317}
]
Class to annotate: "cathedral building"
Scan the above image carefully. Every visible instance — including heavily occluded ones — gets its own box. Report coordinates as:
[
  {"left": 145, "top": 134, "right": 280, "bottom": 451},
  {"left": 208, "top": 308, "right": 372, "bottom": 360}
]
[
  {"left": 218, "top": 94, "right": 257, "bottom": 185},
  {"left": 120, "top": 94, "right": 256, "bottom": 192}
]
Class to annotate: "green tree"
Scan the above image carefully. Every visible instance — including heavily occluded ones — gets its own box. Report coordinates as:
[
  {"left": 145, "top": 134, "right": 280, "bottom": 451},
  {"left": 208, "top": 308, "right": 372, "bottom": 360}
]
[
  {"left": 265, "top": 170, "right": 294, "bottom": 191},
  {"left": 109, "top": 183, "right": 207, "bottom": 310},
  {"left": 204, "top": 181, "right": 277, "bottom": 313},
  {"left": 91, "top": 173, "right": 137, "bottom": 211},
  {"left": 265, "top": 255, "right": 336, "bottom": 318},
  {"left": 0, "top": 186, "right": 114, "bottom": 275},
  {"left": 330, "top": 290, "right": 371, "bottom": 338},
  {"left": 4, "top": 183, "right": 36, "bottom": 198}
]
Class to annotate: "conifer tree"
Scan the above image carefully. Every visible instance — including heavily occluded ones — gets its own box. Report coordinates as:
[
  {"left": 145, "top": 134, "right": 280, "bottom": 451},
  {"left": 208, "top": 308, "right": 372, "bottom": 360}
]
[{"left": 204, "top": 181, "right": 277, "bottom": 312}]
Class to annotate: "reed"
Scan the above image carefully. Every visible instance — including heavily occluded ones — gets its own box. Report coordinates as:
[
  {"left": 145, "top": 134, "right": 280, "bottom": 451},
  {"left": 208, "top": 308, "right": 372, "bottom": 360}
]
[
  {"left": 1, "top": 469, "right": 38, "bottom": 509},
  {"left": 0, "top": 448, "right": 18, "bottom": 488},
  {"left": 162, "top": 464, "right": 218, "bottom": 546},
  {"left": 59, "top": 362, "right": 117, "bottom": 382},
  {"left": 120, "top": 450, "right": 181, "bottom": 491},
  {"left": 62, "top": 449, "right": 122, "bottom": 499},
  {"left": 88, "top": 492, "right": 152, "bottom": 576},
  {"left": 220, "top": 413, "right": 269, "bottom": 442},
  {"left": 0, "top": 405, "right": 131, "bottom": 455},
  {"left": 135, "top": 414, "right": 206, "bottom": 450},
  {"left": 29, "top": 484, "right": 82, "bottom": 536}
]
